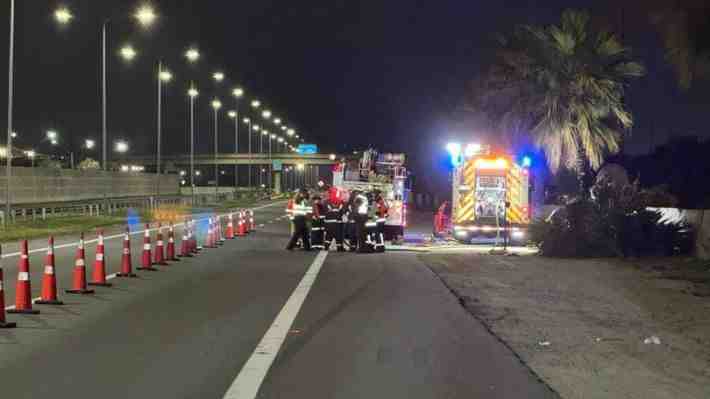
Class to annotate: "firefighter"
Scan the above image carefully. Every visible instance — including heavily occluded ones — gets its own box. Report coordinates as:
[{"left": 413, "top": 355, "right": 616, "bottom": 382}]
[
  {"left": 324, "top": 191, "right": 345, "bottom": 252},
  {"left": 353, "top": 191, "right": 371, "bottom": 253},
  {"left": 344, "top": 191, "right": 359, "bottom": 252},
  {"left": 373, "top": 190, "right": 389, "bottom": 252},
  {"left": 286, "top": 189, "right": 312, "bottom": 251},
  {"left": 310, "top": 195, "right": 327, "bottom": 250}
]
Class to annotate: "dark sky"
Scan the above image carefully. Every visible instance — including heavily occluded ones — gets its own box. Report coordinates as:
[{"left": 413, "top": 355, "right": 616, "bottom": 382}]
[{"left": 1, "top": 1, "right": 707, "bottom": 192}]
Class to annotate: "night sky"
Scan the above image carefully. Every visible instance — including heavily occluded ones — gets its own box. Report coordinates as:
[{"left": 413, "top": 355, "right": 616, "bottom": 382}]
[{"left": 0, "top": 1, "right": 707, "bottom": 193}]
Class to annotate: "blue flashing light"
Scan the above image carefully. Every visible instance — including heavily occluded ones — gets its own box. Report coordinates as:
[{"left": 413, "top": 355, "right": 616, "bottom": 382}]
[
  {"left": 446, "top": 143, "right": 462, "bottom": 167},
  {"left": 522, "top": 156, "right": 532, "bottom": 168}
]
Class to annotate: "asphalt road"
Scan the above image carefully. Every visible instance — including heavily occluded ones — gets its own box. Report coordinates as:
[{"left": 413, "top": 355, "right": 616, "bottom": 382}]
[{"left": 0, "top": 202, "right": 555, "bottom": 398}]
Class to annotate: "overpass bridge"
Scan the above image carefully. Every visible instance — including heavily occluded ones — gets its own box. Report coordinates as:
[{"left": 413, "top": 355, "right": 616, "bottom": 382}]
[
  {"left": 113, "top": 153, "right": 341, "bottom": 194},
  {"left": 113, "top": 153, "right": 338, "bottom": 167}
]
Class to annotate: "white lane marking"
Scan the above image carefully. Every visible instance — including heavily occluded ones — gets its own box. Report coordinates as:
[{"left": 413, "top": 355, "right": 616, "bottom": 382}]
[
  {"left": 222, "top": 251, "right": 328, "bottom": 399},
  {"left": 0, "top": 201, "right": 286, "bottom": 259}
]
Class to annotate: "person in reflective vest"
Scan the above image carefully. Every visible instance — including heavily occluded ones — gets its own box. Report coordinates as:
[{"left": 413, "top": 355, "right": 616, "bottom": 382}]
[
  {"left": 373, "top": 190, "right": 389, "bottom": 252},
  {"left": 353, "top": 191, "right": 371, "bottom": 253},
  {"left": 324, "top": 194, "right": 345, "bottom": 252},
  {"left": 310, "top": 195, "right": 327, "bottom": 250},
  {"left": 286, "top": 189, "right": 312, "bottom": 251}
]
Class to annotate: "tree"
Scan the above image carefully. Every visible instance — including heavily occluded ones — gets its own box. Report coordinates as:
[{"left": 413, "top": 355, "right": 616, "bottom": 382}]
[
  {"left": 473, "top": 10, "right": 645, "bottom": 187},
  {"left": 648, "top": 1, "right": 710, "bottom": 89}
]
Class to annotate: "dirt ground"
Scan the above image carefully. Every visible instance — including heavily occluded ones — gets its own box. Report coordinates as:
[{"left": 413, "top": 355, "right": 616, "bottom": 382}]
[{"left": 422, "top": 252, "right": 710, "bottom": 399}]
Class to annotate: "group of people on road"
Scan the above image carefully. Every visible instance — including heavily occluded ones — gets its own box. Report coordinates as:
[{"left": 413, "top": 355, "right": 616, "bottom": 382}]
[{"left": 286, "top": 185, "right": 389, "bottom": 253}]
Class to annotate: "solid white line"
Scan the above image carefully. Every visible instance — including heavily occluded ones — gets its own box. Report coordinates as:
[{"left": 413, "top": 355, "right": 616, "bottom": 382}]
[{"left": 222, "top": 251, "right": 328, "bottom": 399}]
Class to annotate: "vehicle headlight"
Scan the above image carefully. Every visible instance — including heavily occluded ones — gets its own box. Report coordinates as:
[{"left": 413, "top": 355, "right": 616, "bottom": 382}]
[{"left": 512, "top": 231, "right": 525, "bottom": 239}]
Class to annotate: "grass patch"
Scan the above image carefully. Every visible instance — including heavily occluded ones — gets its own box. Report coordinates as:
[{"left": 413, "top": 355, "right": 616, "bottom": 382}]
[{"left": 0, "top": 215, "right": 129, "bottom": 243}]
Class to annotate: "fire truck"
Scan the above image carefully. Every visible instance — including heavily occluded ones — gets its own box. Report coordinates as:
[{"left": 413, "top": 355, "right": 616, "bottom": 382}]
[
  {"left": 332, "top": 150, "right": 409, "bottom": 242},
  {"left": 449, "top": 144, "right": 531, "bottom": 244}
]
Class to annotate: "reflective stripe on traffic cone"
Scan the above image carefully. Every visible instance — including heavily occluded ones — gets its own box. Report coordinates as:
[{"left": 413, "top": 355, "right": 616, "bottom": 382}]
[
  {"left": 0, "top": 246, "right": 18, "bottom": 328},
  {"left": 36, "top": 236, "right": 64, "bottom": 305},
  {"left": 226, "top": 213, "right": 235, "bottom": 239},
  {"left": 89, "top": 230, "right": 112, "bottom": 287},
  {"left": 117, "top": 227, "right": 138, "bottom": 277},
  {"left": 166, "top": 223, "right": 179, "bottom": 261},
  {"left": 8, "top": 240, "right": 40, "bottom": 314},
  {"left": 66, "top": 234, "right": 95, "bottom": 295},
  {"left": 180, "top": 220, "right": 192, "bottom": 258},
  {"left": 138, "top": 224, "right": 158, "bottom": 271},
  {"left": 154, "top": 224, "right": 168, "bottom": 265}
]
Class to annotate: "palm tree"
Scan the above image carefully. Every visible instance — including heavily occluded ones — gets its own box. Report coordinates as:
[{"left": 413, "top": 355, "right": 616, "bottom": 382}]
[
  {"left": 473, "top": 10, "right": 645, "bottom": 186},
  {"left": 649, "top": 1, "right": 710, "bottom": 89}
]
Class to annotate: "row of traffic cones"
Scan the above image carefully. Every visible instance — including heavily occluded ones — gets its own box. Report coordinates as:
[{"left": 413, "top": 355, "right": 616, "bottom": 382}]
[{"left": 0, "top": 213, "right": 250, "bottom": 328}]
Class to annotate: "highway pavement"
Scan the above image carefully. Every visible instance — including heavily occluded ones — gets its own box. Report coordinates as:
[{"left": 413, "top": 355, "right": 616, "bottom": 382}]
[{"left": 0, "top": 202, "right": 556, "bottom": 398}]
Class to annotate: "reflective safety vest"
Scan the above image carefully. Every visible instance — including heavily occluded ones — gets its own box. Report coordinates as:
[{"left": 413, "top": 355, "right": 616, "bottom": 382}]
[
  {"left": 356, "top": 194, "right": 369, "bottom": 216},
  {"left": 293, "top": 200, "right": 311, "bottom": 217}
]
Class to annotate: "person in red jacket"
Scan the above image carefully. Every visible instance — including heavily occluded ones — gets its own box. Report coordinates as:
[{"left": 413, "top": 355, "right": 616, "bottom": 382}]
[{"left": 373, "top": 190, "right": 389, "bottom": 252}]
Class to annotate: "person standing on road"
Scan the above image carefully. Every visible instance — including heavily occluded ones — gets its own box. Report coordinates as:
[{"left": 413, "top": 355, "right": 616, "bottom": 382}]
[
  {"left": 286, "top": 189, "right": 312, "bottom": 251},
  {"left": 373, "top": 190, "right": 389, "bottom": 252},
  {"left": 354, "top": 191, "right": 371, "bottom": 253},
  {"left": 325, "top": 190, "right": 345, "bottom": 252},
  {"left": 310, "top": 195, "right": 326, "bottom": 250}
]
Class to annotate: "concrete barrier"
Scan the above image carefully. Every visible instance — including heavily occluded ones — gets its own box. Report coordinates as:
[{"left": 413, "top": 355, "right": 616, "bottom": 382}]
[{"left": 0, "top": 167, "right": 179, "bottom": 205}]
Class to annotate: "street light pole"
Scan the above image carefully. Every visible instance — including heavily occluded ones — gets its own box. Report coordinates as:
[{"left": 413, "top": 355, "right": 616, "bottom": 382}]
[
  {"left": 212, "top": 99, "right": 222, "bottom": 198},
  {"left": 101, "top": 20, "right": 108, "bottom": 171},
  {"left": 188, "top": 86, "right": 198, "bottom": 205},
  {"left": 5, "top": 0, "right": 15, "bottom": 226},
  {"left": 156, "top": 60, "right": 163, "bottom": 198}
]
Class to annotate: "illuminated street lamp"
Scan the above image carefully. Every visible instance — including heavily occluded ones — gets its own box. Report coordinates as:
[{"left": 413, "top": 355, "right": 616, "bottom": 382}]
[
  {"left": 54, "top": 7, "right": 73, "bottom": 25},
  {"left": 261, "top": 109, "right": 272, "bottom": 120},
  {"left": 85, "top": 139, "right": 96, "bottom": 149},
  {"left": 185, "top": 47, "right": 200, "bottom": 63},
  {"left": 213, "top": 71, "right": 225, "bottom": 82},
  {"left": 250, "top": 100, "right": 261, "bottom": 109},
  {"left": 134, "top": 5, "right": 157, "bottom": 28},
  {"left": 287, "top": 128, "right": 295, "bottom": 136},
  {"left": 46, "top": 130, "right": 58, "bottom": 141},
  {"left": 187, "top": 86, "right": 199, "bottom": 193},
  {"left": 273, "top": 118, "right": 282, "bottom": 125},
  {"left": 114, "top": 140, "right": 129, "bottom": 153},
  {"left": 119, "top": 44, "right": 137, "bottom": 62}
]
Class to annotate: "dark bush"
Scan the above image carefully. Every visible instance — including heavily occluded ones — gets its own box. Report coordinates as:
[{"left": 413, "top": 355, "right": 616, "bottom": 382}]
[{"left": 530, "top": 177, "right": 691, "bottom": 257}]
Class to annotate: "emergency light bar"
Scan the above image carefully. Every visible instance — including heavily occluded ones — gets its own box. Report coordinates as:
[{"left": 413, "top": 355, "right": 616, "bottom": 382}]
[{"left": 474, "top": 158, "right": 508, "bottom": 170}]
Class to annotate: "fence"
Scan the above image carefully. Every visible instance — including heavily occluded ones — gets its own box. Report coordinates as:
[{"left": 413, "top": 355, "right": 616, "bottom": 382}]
[{"left": 0, "top": 167, "right": 179, "bottom": 205}]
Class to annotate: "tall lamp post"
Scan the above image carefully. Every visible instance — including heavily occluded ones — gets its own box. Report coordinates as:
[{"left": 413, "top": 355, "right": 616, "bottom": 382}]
[
  {"left": 211, "top": 99, "right": 222, "bottom": 198},
  {"left": 187, "top": 86, "right": 198, "bottom": 203},
  {"left": 5, "top": 0, "right": 16, "bottom": 225},
  {"left": 156, "top": 63, "right": 173, "bottom": 198},
  {"left": 250, "top": 100, "right": 261, "bottom": 190},
  {"left": 243, "top": 118, "right": 252, "bottom": 188},
  {"left": 231, "top": 87, "right": 244, "bottom": 190}
]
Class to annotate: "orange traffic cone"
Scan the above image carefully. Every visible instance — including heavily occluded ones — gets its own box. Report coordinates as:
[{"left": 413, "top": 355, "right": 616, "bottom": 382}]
[
  {"left": 36, "top": 237, "right": 63, "bottom": 305},
  {"left": 117, "top": 227, "right": 138, "bottom": 277},
  {"left": 7, "top": 240, "right": 40, "bottom": 314},
  {"left": 237, "top": 212, "right": 247, "bottom": 236},
  {"left": 0, "top": 245, "right": 17, "bottom": 328},
  {"left": 166, "top": 223, "right": 179, "bottom": 261},
  {"left": 66, "top": 233, "right": 95, "bottom": 295},
  {"left": 154, "top": 224, "right": 168, "bottom": 265},
  {"left": 226, "top": 213, "right": 235, "bottom": 239},
  {"left": 89, "top": 230, "right": 112, "bottom": 287},
  {"left": 139, "top": 224, "right": 158, "bottom": 271}
]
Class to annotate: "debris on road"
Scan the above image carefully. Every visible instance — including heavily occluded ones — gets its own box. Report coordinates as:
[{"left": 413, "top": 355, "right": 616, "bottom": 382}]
[
  {"left": 538, "top": 341, "right": 551, "bottom": 347},
  {"left": 643, "top": 336, "right": 662, "bottom": 345}
]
